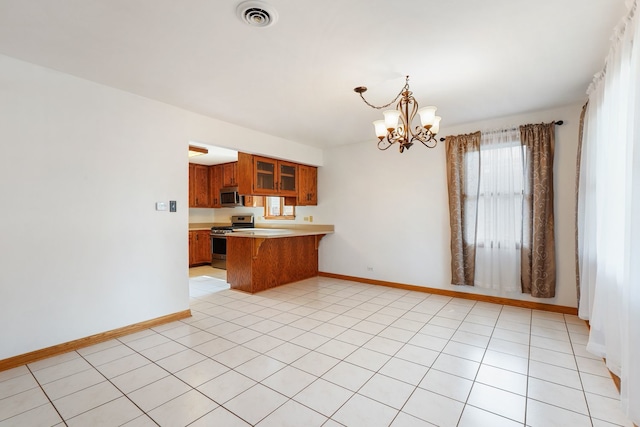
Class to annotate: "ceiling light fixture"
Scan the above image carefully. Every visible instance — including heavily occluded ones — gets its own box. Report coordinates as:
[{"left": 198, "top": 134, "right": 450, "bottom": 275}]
[
  {"left": 354, "top": 76, "right": 441, "bottom": 153},
  {"left": 188, "top": 145, "right": 208, "bottom": 157}
]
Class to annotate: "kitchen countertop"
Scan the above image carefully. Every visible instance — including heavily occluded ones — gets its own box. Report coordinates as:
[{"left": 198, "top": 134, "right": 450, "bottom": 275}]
[{"left": 227, "top": 228, "right": 332, "bottom": 239}]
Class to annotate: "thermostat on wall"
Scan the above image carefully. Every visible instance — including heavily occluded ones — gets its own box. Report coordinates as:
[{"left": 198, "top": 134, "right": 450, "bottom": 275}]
[{"left": 155, "top": 202, "right": 167, "bottom": 211}]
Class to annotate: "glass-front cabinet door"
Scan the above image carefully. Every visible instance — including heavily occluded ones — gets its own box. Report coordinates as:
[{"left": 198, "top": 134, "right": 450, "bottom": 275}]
[
  {"left": 252, "top": 156, "right": 297, "bottom": 195},
  {"left": 254, "top": 156, "right": 277, "bottom": 193},
  {"left": 278, "top": 161, "right": 297, "bottom": 195}
]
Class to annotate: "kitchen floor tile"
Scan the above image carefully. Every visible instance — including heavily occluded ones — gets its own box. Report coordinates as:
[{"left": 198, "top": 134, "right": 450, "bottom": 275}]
[
  {"left": 224, "top": 384, "right": 287, "bottom": 425},
  {"left": 0, "top": 372, "right": 38, "bottom": 400},
  {"left": 379, "top": 358, "right": 429, "bottom": 386},
  {"left": 291, "top": 351, "right": 340, "bottom": 377},
  {"left": 358, "top": 373, "right": 415, "bottom": 409},
  {"left": 126, "top": 375, "right": 190, "bottom": 413},
  {"left": 403, "top": 387, "right": 465, "bottom": 427},
  {"left": 197, "top": 370, "right": 256, "bottom": 404},
  {"left": 394, "top": 344, "right": 439, "bottom": 368},
  {"left": 147, "top": 389, "right": 217, "bottom": 426},
  {"left": 52, "top": 380, "right": 122, "bottom": 420},
  {"left": 212, "top": 345, "right": 260, "bottom": 368},
  {"left": 189, "top": 406, "right": 251, "bottom": 427},
  {"left": 261, "top": 366, "right": 317, "bottom": 397},
  {"left": 66, "top": 396, "right": 143, "bottom": 427},
  {"left": 344, "top": 347, "right": 391, "bottom": 371},
  {"left": 458, "top": 404, "right": 523, "bottom": 427},
  {"left": 419, "top": 368, "right": 473, "bottom": 402},
  {"left": 155, "top": 348, "right": 206, "bottom": 373},
  {"left": 41, "top": 368, "right": 105, "bottom": 401},
  {"left": 466, "top": 382, "right": 525, "bottom": 423},
  {"left": 475, "top": 364, "right": 527, "bottom": 396},
  {"left": 256, "top": 399, "right": 327, "bottom": 427},
  {"left": 174, "top": 358, "right": 229, "bottom": 388},
  {"left": 527, "top": 377, "right": 589, "bottom": 415},
  {"left": 0, "top": 402, "right": 62, "bottom": 426},
  {"left": 0, "top": 387, "right": 51, "bottom": 422},
  {"left": 526, "top": 398, "right": 592, "bottom": 427},
  {"left": 293, "top": 379, "right": 353, "bottom": 417},
  {"left": 322, "top": 361, "right": 375, "bottom": 392},
  {"left": 110, "top": 363, "right": 169, "bottom": 394},
  {"left": 333, "top": 393, "right": 398, "bottom": 427},
  {"left": 265, "top": 342, "right": 310, "bottom": 364},
  {"left": 235, "top": 355, "right": 286, "bottom": 382}
]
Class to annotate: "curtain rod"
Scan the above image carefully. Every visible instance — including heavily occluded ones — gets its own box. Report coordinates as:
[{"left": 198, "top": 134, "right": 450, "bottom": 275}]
[{"left": 438, "top": 120, "right": 564, "bottom": 142}]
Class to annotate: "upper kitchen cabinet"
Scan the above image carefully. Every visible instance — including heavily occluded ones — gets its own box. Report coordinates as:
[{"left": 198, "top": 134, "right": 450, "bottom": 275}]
[
  {"left": 209, "top": 164, "right": 223, "bottom": 208},
  {"left": 189, "top": 163, "right": 210, "bottom": 207},
  {"left": 222, "top": 162, "right": 238, "bottom": 187},
  {"left": 237, "top": 153, "right": 297, "bottom": 196},
  {"left": 297, "top": 164, "right": 318, "bottom": 206}
]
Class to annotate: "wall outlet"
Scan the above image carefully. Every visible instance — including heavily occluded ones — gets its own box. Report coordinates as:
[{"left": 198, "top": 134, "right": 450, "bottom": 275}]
[
  {"left": 303, "top": 216, "right": 309, "bottom": 221},
  {"left": 309, "top": 215, "right": 313, "bottom": 222},
  {"left": 367, "top": 266, "right": 373, "bottom": 272}
]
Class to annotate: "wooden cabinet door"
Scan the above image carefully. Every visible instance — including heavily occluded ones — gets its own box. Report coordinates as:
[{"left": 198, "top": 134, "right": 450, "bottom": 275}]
[
  {"left": 222, "top": 162, "right": 237, "bottom": 187},
  {"left": 191, "top": 230, "right": 211, "bottom": 265},
  {"left": 193, "top": 230, "right": 211, "bottom": 264},
  {"left": 188, "top": 164, "right": 195, "bottom": 207},
  {"left": 189, "top": 163, "right": 210, "bottom": 207},
  {"left": 188, "top": 231, "right": 195, "bottom": 266},
  {"left": 209, "top": 164, "right": 223, "bottom": 208},
  {"left": 278, "top": 161, "right": 297, "bottom": 196},
  {"left": 298, "top": 165, "right": 317, "bottom": 205},
  {"left": 253, "top": 156, "right": 278, "bottom": 194}
]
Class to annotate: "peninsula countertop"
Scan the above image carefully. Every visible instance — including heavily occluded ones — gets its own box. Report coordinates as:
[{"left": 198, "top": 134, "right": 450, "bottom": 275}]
[{"left": 226, "top": 228, "right": 333, "bottom": 239}]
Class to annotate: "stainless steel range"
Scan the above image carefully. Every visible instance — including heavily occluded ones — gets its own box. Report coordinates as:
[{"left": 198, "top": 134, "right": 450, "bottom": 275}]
[{"left": 210, "top": 215, "right": 254, "bottom": 269}]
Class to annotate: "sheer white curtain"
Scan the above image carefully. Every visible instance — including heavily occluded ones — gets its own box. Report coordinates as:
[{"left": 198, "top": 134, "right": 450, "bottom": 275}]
[
  {"left": 578, "top": 0, "right": 640, "bottom": 423},
  {"left": 473, "top": 129, "right": 523, "bottom": 291}
]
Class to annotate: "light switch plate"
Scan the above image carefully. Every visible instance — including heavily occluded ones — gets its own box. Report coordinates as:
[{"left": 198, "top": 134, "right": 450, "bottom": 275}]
[
  {"left": 156, "top": 202, "right": 167, "bottom": 211},
  {"left": 169, "top": 201, "right": 177, "bottom": 212}
]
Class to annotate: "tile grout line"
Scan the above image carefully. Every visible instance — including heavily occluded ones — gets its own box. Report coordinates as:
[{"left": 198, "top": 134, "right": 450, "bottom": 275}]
[{"left": 26, "top": 360, "right": 70, "bottom": 427}]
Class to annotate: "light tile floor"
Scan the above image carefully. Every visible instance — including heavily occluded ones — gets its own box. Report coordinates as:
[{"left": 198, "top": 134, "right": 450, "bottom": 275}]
[{"left": 0, "top": 272, "right": 633, "bottom": 426}]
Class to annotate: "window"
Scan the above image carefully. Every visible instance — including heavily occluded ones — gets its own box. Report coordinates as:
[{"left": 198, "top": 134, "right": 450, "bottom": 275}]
[
  {"left": 264, "top": 196, "right": 295, "bottom": 220},
  {"left": 463, "top": 129, "right": 524, "bottom": 291}
]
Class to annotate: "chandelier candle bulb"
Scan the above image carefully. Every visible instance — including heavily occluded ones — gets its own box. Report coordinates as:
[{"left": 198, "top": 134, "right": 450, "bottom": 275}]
[
  {"left": 431, "top": 116, "right": 442, "bottom": 134},
  {"left": 417, "top": 106, "right": 437, "bottom": 128},
  {"left": 373, "top": 120, "right": 387, "bottom": 139},
  {"left": 383, "top": 110, "right": 401, "bottom": 130}
]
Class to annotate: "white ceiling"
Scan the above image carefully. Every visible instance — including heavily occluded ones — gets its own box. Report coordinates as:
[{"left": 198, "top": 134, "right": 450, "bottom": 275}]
[{"left": 0, "top": 0, "right": 627, "bottom": 152}]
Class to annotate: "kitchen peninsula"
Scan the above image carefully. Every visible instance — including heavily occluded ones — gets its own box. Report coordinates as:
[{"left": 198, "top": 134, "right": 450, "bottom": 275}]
[{"left": 226, "top": 227, "right": 332, "bottom": 293}]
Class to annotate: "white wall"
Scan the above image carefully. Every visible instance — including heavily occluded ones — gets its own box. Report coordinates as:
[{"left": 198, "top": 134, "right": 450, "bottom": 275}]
[
  {"left": 318, "top": 103, "right": 582, "bottom": 308},
  {"left": 0, "top": 54, "right": 321, "bottom": 360}
]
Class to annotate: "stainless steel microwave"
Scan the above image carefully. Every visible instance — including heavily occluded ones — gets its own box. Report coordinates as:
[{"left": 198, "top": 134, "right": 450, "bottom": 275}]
[{"left": 220, "top": 187, "right": 244, "bottom": 207}]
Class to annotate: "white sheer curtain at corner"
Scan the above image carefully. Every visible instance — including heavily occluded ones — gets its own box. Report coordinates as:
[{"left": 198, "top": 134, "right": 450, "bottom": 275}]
[
  {"left": 577, "top": 0, "right": 640, "bottom": 423},
  {"left": 473, "top": 129, "right": 523, "bottom": 291}
]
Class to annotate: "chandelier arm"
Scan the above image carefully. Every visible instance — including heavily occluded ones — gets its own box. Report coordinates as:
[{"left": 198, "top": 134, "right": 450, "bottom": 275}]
[{"left": 377, "top": 137, "right": 394, "bottom": 150}]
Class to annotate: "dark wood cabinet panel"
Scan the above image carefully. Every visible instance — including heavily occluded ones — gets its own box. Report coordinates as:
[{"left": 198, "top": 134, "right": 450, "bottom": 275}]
[
  {"left": 222, "top": 162, "right": 238, "bottom": 187},
  {"left": 297, "top": 164, "right": 317, "bottom": 206},
  {"left": 189, "top": 230, "right": 211, "bottom": 266},
  {"left": 209, "top": 164, "right": 223, "bottom": 208},
  {"left": 189, "top": 163, "right": 210, "bottom": 208}
]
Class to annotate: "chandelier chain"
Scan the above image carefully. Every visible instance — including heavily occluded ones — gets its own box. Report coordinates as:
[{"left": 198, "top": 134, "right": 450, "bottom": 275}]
[{"left": 357, "top": 76, "right": 410, "bottom": 110}]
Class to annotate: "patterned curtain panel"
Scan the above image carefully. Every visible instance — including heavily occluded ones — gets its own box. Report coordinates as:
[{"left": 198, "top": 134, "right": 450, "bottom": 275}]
[
  {"left": 519, "top": 122, "right": 556, "bottom": 298},
  {"left": 445, "top": 131, "right": 481, "bottom": 286}
]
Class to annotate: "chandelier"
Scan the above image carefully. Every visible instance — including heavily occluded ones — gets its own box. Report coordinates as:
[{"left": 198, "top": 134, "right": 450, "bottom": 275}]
[{"left": 354, "top": 76, "right": 441, "bottom": 153}]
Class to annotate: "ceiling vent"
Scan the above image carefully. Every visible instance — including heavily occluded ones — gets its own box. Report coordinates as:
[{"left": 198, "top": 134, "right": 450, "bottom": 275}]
[{"left": 236, "top": 1, "right": 278, "bottom": 28}]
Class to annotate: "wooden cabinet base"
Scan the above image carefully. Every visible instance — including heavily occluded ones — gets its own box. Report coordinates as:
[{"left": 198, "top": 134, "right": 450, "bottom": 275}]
[{"left": 227, "top": 235, "right": 323, "bottom": 293}]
